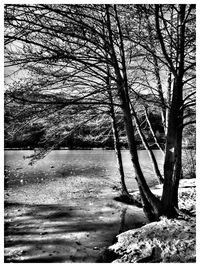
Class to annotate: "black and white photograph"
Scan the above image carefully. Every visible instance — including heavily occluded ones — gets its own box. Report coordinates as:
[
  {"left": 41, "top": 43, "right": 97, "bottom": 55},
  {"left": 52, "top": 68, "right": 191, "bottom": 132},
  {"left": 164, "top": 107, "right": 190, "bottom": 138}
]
[{"left": 4, "top": 2, "right": 196, "bottom": 263}]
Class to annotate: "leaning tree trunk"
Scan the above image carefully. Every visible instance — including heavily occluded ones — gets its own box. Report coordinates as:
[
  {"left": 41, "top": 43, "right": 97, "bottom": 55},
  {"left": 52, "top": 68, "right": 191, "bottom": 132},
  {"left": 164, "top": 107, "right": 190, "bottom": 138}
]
[
  {"left": 106, "top": 72, "right": 142, "bottom": 206},
  {"left": 105, "top": 48, "right": 131, "bottom": 198},
  {"left": 109, "top": 105, "right": 143, "bottom": 207},
  {"left": 110, "top": 115, "right": 128, "bottom": 195},
  {"left": 144, "top": 7, "right": 167, "bottom": 132},
  {"left": 144, "top": 107, "right": 165, "bottom": 154},
  {"left": 109, "top": 94, "right": 130, "bottom": 197},
  {"left": 106, "top": 5, "right": 162, "bottom": 220},
  {"left": 122, "top": 98, "right": 162, "bottom": 220},
  {"left": 131, "top": 104, "right": 164, "bottom": 184}
]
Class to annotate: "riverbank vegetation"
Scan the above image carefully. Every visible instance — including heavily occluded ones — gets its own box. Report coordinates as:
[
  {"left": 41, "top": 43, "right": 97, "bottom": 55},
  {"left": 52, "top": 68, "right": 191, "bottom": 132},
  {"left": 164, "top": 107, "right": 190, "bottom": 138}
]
[{"left": 5, "top": 3, "right": 196, "bottom": 251}]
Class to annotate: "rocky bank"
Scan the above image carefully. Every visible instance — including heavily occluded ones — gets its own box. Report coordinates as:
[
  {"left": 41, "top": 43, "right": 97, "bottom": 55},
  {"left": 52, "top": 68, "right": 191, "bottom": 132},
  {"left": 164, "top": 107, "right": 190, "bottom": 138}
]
[{"left": 108, "top": 179, "right": 196, "bottom": 263}]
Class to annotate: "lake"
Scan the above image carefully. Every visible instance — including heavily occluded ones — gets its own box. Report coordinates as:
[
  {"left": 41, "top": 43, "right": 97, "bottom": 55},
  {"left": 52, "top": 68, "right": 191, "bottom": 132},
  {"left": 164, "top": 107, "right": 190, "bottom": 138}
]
[
  {"left": 4, "top": 149, "right": 164, "bottom": 263},
  {"left": 5, "top": 149, "right": 164, "bottom": 189}
]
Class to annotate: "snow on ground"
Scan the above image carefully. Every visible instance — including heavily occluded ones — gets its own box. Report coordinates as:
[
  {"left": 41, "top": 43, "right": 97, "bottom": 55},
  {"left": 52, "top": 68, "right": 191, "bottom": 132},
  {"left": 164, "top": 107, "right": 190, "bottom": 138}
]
[{"left": 108, "top": 179, "right": 196, "bottom": 263}]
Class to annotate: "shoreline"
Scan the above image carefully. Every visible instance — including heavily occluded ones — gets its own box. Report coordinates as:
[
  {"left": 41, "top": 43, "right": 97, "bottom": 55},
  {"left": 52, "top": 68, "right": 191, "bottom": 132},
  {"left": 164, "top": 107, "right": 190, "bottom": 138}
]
[
  {"left": 106, "top": 178, "right": 196, "bottom": 263},
  {"left": 4, "top": 150, "right": 195, "bottom": 263}
]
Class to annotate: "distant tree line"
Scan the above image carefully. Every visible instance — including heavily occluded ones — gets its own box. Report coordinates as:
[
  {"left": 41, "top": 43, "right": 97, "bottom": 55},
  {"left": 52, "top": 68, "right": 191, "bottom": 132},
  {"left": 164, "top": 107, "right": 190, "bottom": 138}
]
[
  {"left": 4, "top": 4, "right": 196, "bottom": 220},
  {"left": 5, "top": 105, "right": 167, "bottom": 149}
]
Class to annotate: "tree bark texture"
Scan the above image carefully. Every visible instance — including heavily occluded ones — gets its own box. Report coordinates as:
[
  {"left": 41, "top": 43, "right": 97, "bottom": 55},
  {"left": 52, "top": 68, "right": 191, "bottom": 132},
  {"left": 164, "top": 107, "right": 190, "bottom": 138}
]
[{"left": 161, "top": 5, "right": 186, "bottom": 216}]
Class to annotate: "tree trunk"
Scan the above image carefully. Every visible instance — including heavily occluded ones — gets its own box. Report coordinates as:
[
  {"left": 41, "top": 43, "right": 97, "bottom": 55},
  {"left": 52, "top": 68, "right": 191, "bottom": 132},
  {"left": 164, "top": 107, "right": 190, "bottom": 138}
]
[
  {"left": 144, "top": 107, "right": 165, "bottom": 154},
  {"left": 152, "top": 54, "right": 167, "bottom": 131},
  {"left": 105, "top": 44, "right": 131, "bottom": 198},
  {"left": 161, "top": 77, "right": 184, "bottom": 213},
  {"left": 161, "top": 83, "right": 183, "bottom": 216},
  {"left": 109, "top": 101, "right": 129, "bottom": 196},
  {"left": 131, "top": 104, "right": 164, "bottom": 184},
  {"left": 121, "top": 93, "right": 161, "bottom": 219},
  {"left": 144, "top": 7, "right": 167, "bottom": 131},
  {"left": 106, "top": 5, "right": 162, "bottom": 220},
  {"left": 107, "top": 70, "right": 142, "bottom": 206},
  {"left": 165, "top": 71, "right": 173, "bottom": 136},
  {"left": 156, "top": 4, "right": 186, "bottom": 217}
]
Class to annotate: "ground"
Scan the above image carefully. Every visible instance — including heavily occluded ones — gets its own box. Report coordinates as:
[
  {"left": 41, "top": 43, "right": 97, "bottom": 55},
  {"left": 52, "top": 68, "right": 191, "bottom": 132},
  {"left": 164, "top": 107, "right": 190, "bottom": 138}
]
[
  {"left": 4, "top": 155, "right": 196, "bottom": 263},
  {"left": 4, "top": 168, "right": 147, "bottom": 263},
  {"left": 108, "top": 179, "right": 196, "bottom": 263}
]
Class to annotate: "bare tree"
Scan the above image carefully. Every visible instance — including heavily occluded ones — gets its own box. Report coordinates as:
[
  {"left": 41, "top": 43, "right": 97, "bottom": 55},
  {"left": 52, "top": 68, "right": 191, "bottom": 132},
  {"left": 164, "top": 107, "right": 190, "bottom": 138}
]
[{"left": 4, "top": 4, "right": 196, "bottom": 219}]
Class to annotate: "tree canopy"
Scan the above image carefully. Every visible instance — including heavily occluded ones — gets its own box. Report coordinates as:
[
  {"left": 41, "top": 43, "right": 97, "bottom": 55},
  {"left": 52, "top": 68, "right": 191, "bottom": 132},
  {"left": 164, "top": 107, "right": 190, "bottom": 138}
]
[{"left": 4, "top": 4, "right": 196, "bottom": 220}]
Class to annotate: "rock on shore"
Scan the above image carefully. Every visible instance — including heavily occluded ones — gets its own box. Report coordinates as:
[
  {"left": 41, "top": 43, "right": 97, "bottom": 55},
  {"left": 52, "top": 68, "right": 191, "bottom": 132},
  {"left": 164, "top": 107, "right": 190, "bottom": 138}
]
[{"left": 108, "top": 179, "right": 196, "bottom": 263}]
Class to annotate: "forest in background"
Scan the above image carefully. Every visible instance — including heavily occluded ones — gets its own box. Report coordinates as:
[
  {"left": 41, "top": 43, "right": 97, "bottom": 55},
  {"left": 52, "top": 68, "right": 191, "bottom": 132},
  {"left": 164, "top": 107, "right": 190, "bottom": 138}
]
[{"left": 4, "top": 4, "right": 196, "bottom": 219}]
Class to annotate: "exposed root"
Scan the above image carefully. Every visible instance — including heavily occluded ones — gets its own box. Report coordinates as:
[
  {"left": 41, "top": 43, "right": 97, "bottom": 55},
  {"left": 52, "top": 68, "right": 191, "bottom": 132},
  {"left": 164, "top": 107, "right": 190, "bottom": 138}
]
[{"left": 114, "top": 194, "right": 142, "bottom": 208}]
